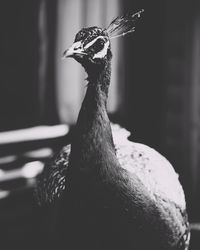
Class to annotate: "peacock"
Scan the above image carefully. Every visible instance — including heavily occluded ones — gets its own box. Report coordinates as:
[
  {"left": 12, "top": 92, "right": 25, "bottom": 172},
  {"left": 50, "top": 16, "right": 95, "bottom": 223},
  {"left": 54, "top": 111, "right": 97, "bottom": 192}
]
[{"left": 36, "top": 10, "right": 190, "bottom": 250}]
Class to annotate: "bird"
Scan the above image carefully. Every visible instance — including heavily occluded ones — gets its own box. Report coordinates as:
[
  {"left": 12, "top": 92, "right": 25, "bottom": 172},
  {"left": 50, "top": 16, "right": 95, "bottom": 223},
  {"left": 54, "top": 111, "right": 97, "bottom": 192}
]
[{"left": 36, "top": 9, "right": 190, "bottom": 250}]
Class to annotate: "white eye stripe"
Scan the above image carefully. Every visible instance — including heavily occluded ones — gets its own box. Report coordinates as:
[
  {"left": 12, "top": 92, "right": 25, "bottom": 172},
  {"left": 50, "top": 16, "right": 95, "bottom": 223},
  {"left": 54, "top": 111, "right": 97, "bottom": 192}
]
[
  {"left": 93, "top": 41, "right": 110, "bottom": 59},
  {"left": 84, "top": 36, "right": 106, "bottom": 49}
]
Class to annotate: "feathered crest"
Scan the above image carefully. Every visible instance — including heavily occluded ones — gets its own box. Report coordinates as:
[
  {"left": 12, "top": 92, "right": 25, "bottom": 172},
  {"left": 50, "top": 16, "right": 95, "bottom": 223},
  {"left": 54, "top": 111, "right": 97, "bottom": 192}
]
[{"left": 106, "top": 9, "right": 144, "bottom": 39}]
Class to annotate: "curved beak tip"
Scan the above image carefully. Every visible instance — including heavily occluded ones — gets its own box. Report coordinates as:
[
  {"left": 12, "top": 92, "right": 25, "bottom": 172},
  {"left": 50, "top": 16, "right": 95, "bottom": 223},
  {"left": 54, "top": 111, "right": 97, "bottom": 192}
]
[
  {"left": 62, "top": 52, "right": 66, "bottom": 59},
  {"left": 62, "top": 49, "right": 70, "bottom": 59}
]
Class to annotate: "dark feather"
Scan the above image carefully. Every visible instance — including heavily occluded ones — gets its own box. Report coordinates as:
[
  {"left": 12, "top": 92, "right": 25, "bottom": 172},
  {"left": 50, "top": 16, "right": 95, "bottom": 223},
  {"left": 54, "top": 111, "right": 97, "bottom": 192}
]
[
  {"left": 106, "top": 9, "right": 144, "bottom": 39},
  {"left": 35, "top": 145, "right": 70, "bottom": 205}
]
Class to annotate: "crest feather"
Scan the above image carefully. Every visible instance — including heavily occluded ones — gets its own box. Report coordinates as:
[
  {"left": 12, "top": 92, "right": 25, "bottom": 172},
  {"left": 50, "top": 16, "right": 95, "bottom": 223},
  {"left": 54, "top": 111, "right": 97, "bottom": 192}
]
[{"left": 106, "top": 9, "right": 144, "bottom": 39}]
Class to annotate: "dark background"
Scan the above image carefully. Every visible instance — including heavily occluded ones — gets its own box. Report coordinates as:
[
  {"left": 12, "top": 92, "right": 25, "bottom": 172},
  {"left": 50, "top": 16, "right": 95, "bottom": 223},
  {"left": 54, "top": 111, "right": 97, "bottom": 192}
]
[{"left": 0, "top": 0, "right": 200, "bottom": 249}]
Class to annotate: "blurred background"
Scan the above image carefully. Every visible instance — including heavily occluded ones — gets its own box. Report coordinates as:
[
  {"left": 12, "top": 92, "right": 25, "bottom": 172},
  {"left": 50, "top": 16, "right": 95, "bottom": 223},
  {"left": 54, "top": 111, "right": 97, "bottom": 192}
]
[{"left": 0, "top": 0, "right": 200, "bottom": 249}]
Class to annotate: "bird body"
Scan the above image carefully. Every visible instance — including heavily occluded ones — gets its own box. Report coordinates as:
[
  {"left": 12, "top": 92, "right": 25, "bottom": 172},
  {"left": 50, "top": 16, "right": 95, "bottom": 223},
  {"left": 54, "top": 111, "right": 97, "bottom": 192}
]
[{"left": 36, "top": 10, "right": 190, "bottom": 250}]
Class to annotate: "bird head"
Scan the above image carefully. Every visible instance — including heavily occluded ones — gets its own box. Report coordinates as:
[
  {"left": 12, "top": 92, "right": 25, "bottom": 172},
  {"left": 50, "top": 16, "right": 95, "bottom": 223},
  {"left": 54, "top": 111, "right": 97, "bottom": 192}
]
[
  {"left": 63, "top": 27, "right": 112, "bottom": 69},
  {"left": 62, "top": 9, "right": 144, "bottom": 70}
]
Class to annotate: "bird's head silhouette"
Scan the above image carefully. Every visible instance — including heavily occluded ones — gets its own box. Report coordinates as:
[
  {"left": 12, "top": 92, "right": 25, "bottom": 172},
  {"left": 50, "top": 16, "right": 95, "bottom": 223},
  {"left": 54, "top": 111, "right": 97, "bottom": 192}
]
[{"left": 62, "top": 9, "right": 144, "bottom": 69}]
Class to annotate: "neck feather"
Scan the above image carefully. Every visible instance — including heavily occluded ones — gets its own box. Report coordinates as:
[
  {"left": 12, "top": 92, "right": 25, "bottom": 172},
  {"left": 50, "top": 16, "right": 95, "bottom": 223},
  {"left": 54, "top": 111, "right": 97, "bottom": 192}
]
[
  {"left": 76, "top": 61, "right": 111, "bottom": 131},
  {"left": 71, "top": 60, "right": 115, "bottom": 168}
]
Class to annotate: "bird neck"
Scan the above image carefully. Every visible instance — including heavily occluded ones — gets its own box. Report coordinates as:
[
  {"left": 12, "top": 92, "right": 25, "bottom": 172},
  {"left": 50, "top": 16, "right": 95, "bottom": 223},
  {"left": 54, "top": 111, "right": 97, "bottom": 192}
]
[
  {"left": 84, "top": 62, "right": 111, "bottom": 109},
  {"left": 71, "top": 60, "right": 115, "bottom": 168}
]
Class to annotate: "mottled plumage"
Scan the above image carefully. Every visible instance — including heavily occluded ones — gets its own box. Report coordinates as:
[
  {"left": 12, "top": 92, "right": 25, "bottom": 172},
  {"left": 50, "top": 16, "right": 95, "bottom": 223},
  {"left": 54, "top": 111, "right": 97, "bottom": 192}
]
[
  {"left": 36, "top": 124, "right": 190, "bottom": 249},
  {"left": 36, "top": 144, "right": 70, "bottom": 205}
]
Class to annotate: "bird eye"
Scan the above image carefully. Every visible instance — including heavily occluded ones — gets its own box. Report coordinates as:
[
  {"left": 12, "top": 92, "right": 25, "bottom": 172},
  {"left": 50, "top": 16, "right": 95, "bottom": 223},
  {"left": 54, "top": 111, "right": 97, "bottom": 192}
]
[{"left": 93, "top": 38, "right": 105, "bottom": 51}]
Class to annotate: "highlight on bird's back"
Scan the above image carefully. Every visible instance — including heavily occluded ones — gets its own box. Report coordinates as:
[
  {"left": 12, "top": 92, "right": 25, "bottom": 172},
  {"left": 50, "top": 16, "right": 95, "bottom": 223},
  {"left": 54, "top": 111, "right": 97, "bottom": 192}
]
[{"left": 106, "top": 9, "right": 144, "bottom": 40}]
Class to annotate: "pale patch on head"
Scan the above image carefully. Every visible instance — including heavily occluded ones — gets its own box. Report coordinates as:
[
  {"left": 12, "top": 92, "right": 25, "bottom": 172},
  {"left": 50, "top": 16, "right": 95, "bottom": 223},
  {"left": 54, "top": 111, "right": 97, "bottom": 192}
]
[
  {"left": 73, "top": 41, "right": 83, "bottom": 49},
  {"left": 93, "top": 41, "right": 110, "bottom": 59}
]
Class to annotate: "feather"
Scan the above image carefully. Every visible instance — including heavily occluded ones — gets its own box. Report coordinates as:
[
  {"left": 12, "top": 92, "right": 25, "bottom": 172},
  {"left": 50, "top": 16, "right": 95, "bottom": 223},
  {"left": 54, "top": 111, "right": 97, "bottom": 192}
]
[
  {"left": 35, "top": 145, "right": 70, "bottom": 205},
  {"left": 106, "top": 9, "right": 144, "bottom": 39}
]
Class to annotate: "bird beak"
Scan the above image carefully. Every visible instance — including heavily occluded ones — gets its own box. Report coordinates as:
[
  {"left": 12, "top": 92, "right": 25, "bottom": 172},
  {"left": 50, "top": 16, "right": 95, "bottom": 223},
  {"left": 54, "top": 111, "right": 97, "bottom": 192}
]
[{"left": 62, "top": 41, "right": 86, "bottom": 59}]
